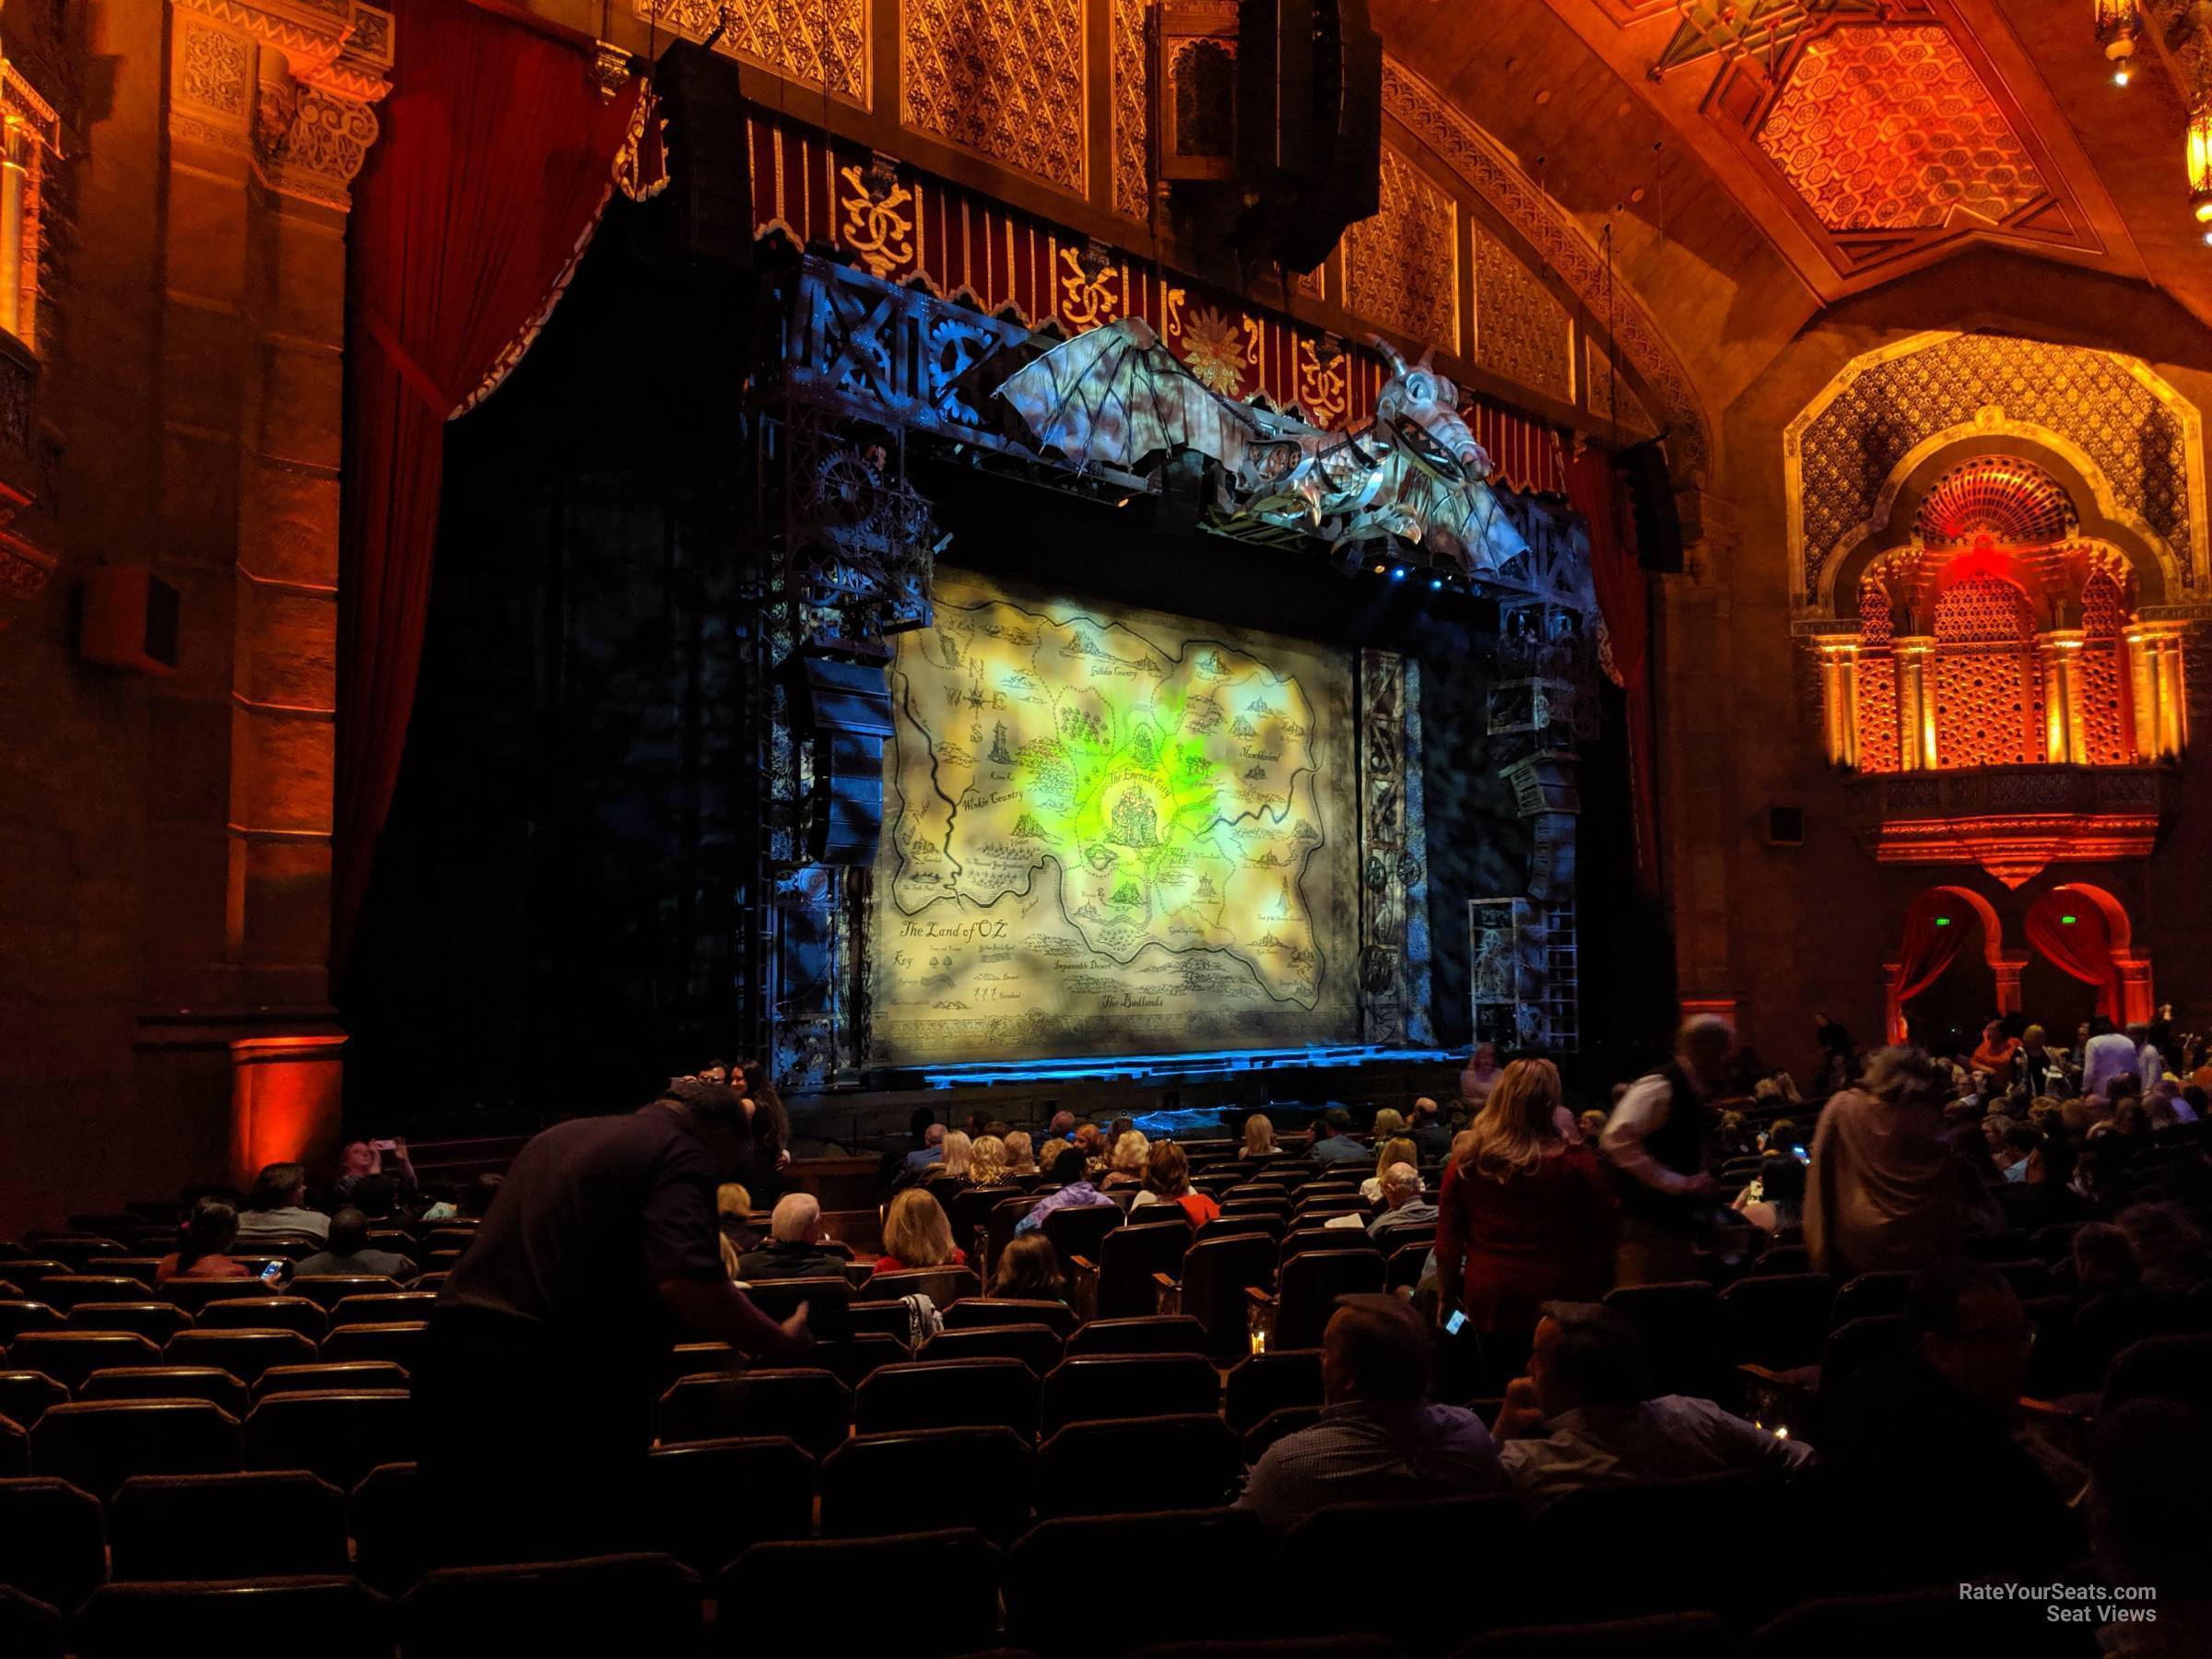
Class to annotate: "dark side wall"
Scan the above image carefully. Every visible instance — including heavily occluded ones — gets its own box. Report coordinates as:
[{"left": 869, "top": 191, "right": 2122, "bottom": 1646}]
[{"left": 1657, "top": 249, "right": 2212, "bottom": 1077}]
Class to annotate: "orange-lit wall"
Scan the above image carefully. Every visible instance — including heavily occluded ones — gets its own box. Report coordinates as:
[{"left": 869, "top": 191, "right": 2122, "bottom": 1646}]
[{"left": 1655, "top": 248, "right": 2212, "bottom": 1072}]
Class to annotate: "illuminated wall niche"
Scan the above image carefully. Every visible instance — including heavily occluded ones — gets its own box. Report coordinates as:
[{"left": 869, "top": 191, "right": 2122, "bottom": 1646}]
[{"left": 1785, "top": 333, "right": 2208, "bottom": 886}]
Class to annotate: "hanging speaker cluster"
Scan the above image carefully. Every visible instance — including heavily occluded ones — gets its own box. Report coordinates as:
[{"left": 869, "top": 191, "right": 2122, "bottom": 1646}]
[{"left": 1233, "top": 0, "right": 1382, "bottom": 274}]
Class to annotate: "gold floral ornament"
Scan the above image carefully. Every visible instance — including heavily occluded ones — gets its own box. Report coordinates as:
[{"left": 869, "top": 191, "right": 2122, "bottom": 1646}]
[
  {"left": 1178, "top": 305, "right": 1253, "bottom": 395},
  {"left": 838, "top": 164, "right": 916, "bottom": 280},
  {"left": 1055, "top": 247, "right": 1122, "bottom": 331},
  {"left": 1295, "top": 337, "right": 1349, "bottom": 429}
]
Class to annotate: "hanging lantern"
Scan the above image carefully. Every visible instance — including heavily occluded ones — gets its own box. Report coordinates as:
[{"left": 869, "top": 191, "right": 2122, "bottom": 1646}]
[
  {"left": 2095, "top": 0, "right": 2141, "bottom": 82},
  {"left": 2191, "top": 97, "right": 2212, "bottom": 223}
]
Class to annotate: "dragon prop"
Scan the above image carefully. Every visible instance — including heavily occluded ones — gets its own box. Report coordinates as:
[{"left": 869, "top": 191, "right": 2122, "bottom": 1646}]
[{"left": 994, "top": 317, "right": 1530, "bottom": 578}]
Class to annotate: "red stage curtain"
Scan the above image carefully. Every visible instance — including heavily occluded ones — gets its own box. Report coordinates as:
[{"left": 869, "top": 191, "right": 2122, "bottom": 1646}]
[
  {"left": 335, "top": 0, "right": 639, "bottom": 974},
  {"left": 1564, "top": 446, "right": 1658, "bottom": 894},
  {"left": 2025, "top": 891, "right": 2123, "bottom": 1021}
]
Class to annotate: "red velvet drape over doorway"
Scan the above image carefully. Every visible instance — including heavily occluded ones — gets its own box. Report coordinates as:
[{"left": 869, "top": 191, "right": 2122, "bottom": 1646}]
[
  {"left": 335, "top": 0, "right": 640, "bottom": 976},
  {"left": 2024, "top": 890, "right": 2123, "bottom": 1022}
]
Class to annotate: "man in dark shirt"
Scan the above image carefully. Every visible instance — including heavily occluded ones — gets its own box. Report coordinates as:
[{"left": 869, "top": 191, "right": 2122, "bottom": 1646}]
[
  {"left": 1311, "top": 1106, "right": 1370, "bottom": 1165},
  {"left": 416, "top": 1079, "right": 809, "bottom": 1562},
  {"left": 294, "top": 1207, "right": 416, "bottom": 1280},
  {"left": 737, "top": 1194, "right": 847, "bottom": 1280},
  {"left": 1818, "top": 1261, "right": 2084, "bottom": 1590},
  {"left": 1407, "top": 1096, "right": 1453, "bottom": 1161}
]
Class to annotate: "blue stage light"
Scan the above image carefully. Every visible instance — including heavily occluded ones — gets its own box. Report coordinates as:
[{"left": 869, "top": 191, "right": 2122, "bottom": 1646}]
[
  {"left": 1429, "top": 577, "right": 1443, "bottom": 590},
  {"left": 1390, "top": 566, "right": 1406, "bottom": 580}
]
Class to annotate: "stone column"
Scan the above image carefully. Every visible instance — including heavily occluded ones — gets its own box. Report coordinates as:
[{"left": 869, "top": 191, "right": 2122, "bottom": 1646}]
[
  {"left": 2043, "top": 630, "right": 2084, "bottom": 764},
  {"left": 2124, "top": 627, "right": 2162, "bottom": 761},
  {"left": 1993, "top": 951, "right": 2030, "bottom": 1020},
  {"left": 1895, "top": 638, "right": 1935, "bottom": 770},
  {"left": 150, "top": 0, "right": 390, "bottom": 1180}
]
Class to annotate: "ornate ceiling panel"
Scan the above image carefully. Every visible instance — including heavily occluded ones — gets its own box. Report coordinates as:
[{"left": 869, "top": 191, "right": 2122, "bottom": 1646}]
[
  {"left": 633, "top": 0, "right": 867, "bottom": 104},
  {"left": 1473, "top": 223, "right": 1573, "bottom": 406},
  {"left": 1754, "top": 25, "right": 2044, "bottom": 232},
  {"left": 1915, "top": 455, "right": 2077, "bottom": 546}
]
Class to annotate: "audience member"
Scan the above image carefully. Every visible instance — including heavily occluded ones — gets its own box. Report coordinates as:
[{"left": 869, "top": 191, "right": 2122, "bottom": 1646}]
[
  {"left": 420, "top": 1171, "right": 500, "bottom": 1224},
  {"left": 968, "top": 1134, "right": 1010, "bottom": 1187},
  {"left": 1996, "top": 1122, "right": 2041, "bottom": 1184},
  {"left": 235, "top": 1161, "right": 331, "bottom": 1242},
  {"left": 1576, "top": 1109, "right": 1608, "bottom": 1147},
  {"left": 2083, "top": 1015, "right": 2139, "bottom": 1101},
  {"left": 1970, "top": 1018, "right": 2020, "bottom": 1083},
  {"left": 737, "top": 1194, "right": 845, "bottom": 1281},
  {"left": 1311, "top": 1107, "right": 1369, "bottom": 1166},
  {"left": 1003, "top": 1130, "right": 1038, "bottom": 1176},
  {"left": 1819, "top": 1262, "right": 2083, "bottom": 1586},
  {"left": 1045, "top": 1110, "right": 1077, "bottom": 1144},
  {"left": 2018, "top": 1024, "right": 2063, "bottom": 1098},
  {"left": 1241, "top": 1113, "right": 1278, "bottom": 1158},
  {"left": 335, "top": 1136, "right": 418, "bottom": 1206},
  {"left": 988, "top": 1232, "right": 1067, "bottom": 1300},
  {"left": 418, "top": 1077, "right": 808, "bottom": 1562},
  {"left": 2089, "top": 1400, "right": 2212, "bottom": 1656},
  {"left": 1368, "top": 1163, "right": 1438, "bottom": 1239},
  {"left": 295, "top": 1207, "right": 417, "bottom": 1280},
  {"left": 1998, "top": 1131, "right": 2087, "bottom": 1230},
  {"left": 1371, "top": 1108, "right": 1407, "bottom": 1144},
  {"left": 1101, "top": 1130, "right": 1150, "bottom": 1191},
  {"left": 2071, "top": 1221, "right": 2139, "bottom": 1297},
  {"left": 156, "top": 1197, "right": 252, "bottom": 1283},
  {"left": 1236, "top": 1295, "right": 1504, "bottom": 1532},
  {"left": 1131, "top": 1140, "right": 1220, "bottom": 1226},
  {"left": 1016, "top": 1147, "right": 1114, "bottom": 1235},
  {"left": 902, "top": 1121, "right": 947, "bottom": 1179},
  {"left": 2115, "top": 1201, "right": 2211, "bottom": 1291},
  {"left": 1459, "top": 1043, "right": 1501, "bottom": 1116},
  {"left": 1360, "top": 1135, "right": 1420, "bottom": 1203},
  {"left": 1436, "top": 1058, "right": 1616, "bottom": 1332},
  {"left": 1731, "top": 1151, "right": 1805, "bottom": 1238},
  {"left": 875, "top": 1188, "right": 968, "bottom": 1273},
  {"left": 1491, "top": 1301, "right": 1811, "bottom": 1513},
  {"left": 935, "top": 1130, "right": 975, "bottom": 1184},
  {"left": 1601, "top": 1016, "right": 1731, "bottom": 1286},
  {"left": 1804, "top": 1046, "right": 1971, "bottom": 1278},
  {"left": 1408, "top": 1097, "right": 1452, "bottom": 1159},
  {"left": 716, "top": 1182, "right": 759, "bottom": 1271}
]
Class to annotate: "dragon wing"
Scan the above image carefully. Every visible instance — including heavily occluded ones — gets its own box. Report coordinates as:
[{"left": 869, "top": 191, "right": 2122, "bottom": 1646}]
[{"left": 996, "top": 317, "right": 1259, "bottom": 474}]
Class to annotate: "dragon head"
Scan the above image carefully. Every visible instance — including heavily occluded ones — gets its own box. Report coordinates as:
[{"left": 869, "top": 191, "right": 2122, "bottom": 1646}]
[{"left": 1371, "top": 338, "right": 1491, "bottom": 486}]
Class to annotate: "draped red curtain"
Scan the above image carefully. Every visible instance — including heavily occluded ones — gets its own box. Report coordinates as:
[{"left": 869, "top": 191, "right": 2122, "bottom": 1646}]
[
  {"left": 2025, "top": 890, "right": 2123, "bottom": 1021},
  {"left": 1564, "top": 446, "right": 1658, "bottom": 894},
  {"left": 335, "top": 0, "right": 640, "bottom": 974},
  {"left": 1895, "top": 889, "right": 1971, "bottom": 1006}
]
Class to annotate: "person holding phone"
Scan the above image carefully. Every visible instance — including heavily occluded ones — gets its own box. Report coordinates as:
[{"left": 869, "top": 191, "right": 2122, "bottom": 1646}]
[{"left": 335, "top": 1135, "right": 418, "bottom": 1206}]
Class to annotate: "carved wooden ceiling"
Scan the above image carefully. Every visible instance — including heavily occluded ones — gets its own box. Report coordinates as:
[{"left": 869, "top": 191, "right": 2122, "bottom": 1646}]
[{"left": 1375, "top": 0, "right": 2212, "bottom": 412}]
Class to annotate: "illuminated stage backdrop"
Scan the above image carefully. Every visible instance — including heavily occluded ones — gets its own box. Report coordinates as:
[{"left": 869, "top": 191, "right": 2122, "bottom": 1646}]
[{"left": 869, "top": 571, "right": 1358, "bottom": 1065}]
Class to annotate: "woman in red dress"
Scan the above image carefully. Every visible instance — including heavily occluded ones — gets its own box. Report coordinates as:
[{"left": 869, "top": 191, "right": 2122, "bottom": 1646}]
[{"left": 1434, "top": 1058, "right": 1618, "bottom": 1333}]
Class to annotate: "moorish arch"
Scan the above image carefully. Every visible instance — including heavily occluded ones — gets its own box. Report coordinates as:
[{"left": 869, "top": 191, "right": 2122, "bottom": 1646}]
[{"left": 1883, "top": 883, "right": 2013, "bottom": 1046}]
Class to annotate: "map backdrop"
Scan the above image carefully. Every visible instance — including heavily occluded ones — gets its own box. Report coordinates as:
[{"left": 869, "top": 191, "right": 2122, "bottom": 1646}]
[{"left": 868, "top": 571, "right": 1358, "bottom": 1065}]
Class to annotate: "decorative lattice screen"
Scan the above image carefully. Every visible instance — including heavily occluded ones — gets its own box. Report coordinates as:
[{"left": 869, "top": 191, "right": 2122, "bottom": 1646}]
[
  {"left": 1933, "top": 574, "right": 2042, "bottom": 767},
  {"left": 2078, "top": 571, "right": 2131, "bottom": 765},
  {"left": 1854, "top": 578, "right": 1900, "bottom": 772}
]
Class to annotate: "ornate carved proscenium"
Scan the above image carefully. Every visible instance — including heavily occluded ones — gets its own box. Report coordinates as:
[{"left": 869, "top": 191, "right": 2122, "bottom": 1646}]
[{"left": 995, "top": 316, "right": 1530, "bottom": 579}]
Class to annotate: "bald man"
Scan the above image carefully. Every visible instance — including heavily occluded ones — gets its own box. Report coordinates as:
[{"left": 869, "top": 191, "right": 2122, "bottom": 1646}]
[{"left": 737, "top": 1194, "right": 846, "bottom": 1281}]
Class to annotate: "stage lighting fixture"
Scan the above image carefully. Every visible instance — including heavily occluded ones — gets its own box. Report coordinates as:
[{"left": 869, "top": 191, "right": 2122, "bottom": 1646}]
[
  {"left": 1429, "top": 577, "right": 1443, "bottom": 590},
  {"left": 1391, "top": 566, "right": 1406, "bottom": 580}
]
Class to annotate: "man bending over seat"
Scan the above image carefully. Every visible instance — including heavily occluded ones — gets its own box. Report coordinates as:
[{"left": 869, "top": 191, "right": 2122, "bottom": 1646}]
[{"left": 416, "top": 1077, "right": 811, "bottom": 1564}]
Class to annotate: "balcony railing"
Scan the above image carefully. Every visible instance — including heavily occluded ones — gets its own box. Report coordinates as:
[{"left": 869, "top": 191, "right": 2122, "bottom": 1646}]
[{"left": 1841, "top": 762, "right": 2179, "bottom": 887}]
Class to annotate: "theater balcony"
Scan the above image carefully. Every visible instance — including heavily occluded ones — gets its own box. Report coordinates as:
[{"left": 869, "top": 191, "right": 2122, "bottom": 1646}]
[{"left": 1841, "top": 762, "right": 2181, "bottom": 888}]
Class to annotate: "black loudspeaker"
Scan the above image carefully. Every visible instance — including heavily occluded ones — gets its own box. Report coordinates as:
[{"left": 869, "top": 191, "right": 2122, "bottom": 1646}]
[
  {"left": 644, "top": 39, "right": 754, "bottom": 272},
  {"left": 1768, "top": 806, "right": 1806, "bottom": 847},
  {"left": 1617, "top": 439, "right": 1685, "bottom": 573},
  {"left": 80, "top": 564, "right": 180, "bottom": 677},
  {"left": 1235, "top": 0, "right": 1382, "bottom": 274},
  {"left": 787, "top": 650, "right": 896, "bottom": 866}
]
